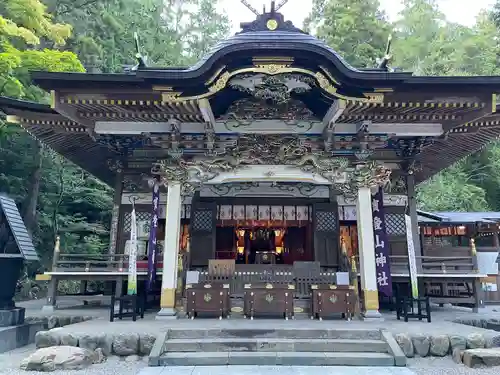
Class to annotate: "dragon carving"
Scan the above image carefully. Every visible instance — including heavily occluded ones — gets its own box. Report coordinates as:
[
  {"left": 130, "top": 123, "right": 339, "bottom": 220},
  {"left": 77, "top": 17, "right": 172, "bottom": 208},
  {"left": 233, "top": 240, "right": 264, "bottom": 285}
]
[{"left": 151, "top": 135, "right": 391, "bottom": 196}]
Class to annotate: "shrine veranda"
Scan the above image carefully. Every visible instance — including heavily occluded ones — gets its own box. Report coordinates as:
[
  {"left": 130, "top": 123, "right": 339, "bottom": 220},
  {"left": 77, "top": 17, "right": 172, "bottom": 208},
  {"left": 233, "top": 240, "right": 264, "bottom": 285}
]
[{"left": 2, "top": 7, "right": 500, "bottom": 319}]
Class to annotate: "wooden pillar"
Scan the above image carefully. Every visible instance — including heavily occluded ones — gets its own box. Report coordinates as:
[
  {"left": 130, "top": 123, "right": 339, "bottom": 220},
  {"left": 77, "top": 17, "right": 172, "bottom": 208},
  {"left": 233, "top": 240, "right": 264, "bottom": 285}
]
[{"left": 42, "top": 236, "right": 60, "bottom": 312}]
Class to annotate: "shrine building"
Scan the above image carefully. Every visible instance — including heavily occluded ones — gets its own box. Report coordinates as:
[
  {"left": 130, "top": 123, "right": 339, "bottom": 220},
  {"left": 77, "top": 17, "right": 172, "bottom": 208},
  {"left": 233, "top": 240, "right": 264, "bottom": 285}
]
[{"left": 2, "top": 5, "right": 500, "bottom": 320}]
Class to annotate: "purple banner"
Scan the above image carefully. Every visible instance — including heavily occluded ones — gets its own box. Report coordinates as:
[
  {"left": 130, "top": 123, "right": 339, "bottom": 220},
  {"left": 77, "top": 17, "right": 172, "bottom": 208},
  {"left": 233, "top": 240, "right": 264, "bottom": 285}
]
[
  {"left": 371, "top": 187, "right": 392, "bottom": 297},
  {"left": 146, "top": 181, "right": 160, "bottom": 292}
]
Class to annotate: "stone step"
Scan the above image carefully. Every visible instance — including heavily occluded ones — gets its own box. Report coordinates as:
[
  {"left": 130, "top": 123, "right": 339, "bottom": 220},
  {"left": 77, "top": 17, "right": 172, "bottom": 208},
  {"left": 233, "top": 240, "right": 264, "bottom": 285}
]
[
  {"left": 167, "top": 328, "right": 382, "bottom": 340},
  {"left": 163, "top": 338, "right": 388, "bottom": 353},
  {"left": 156, "top": 351, "right": 395, "bottom": 366}
]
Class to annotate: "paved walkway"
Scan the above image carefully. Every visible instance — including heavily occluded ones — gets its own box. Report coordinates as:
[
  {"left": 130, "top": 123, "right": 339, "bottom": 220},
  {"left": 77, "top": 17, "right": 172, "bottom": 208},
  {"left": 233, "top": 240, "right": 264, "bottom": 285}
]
[
  {"left": 19, "top": 296, "right": 500, "bottom": 340},
  {"left": 138, "top": 366, "right": 417, "bottom": 375}
]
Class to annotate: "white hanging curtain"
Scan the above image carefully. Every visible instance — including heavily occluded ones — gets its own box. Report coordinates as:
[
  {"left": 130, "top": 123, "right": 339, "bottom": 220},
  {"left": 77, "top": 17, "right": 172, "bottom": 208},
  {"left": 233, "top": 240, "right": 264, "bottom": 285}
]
[{"left": 127, "top": 204, "right": 138, "bottom": 295}]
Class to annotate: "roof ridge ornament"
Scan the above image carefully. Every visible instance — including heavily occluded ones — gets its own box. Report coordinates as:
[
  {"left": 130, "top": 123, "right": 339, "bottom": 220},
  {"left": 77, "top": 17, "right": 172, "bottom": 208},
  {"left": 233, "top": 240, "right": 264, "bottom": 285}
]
[
  {"left": 132, "top": 32, "right": 148, "bottom": 71},
  {"left": 376, "top": 34, "right": 393, "bottom": 72},
  {"left": 238, "top": 0, "right": 304, "bottom": 34}
]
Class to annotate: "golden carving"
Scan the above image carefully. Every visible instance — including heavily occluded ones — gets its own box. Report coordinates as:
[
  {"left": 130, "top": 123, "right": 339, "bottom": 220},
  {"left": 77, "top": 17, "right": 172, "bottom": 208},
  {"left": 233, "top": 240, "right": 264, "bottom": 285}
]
[
  {"left": 205, "top": 65, "right": 227, "bottom": 86},
  {"left": 204, "top": 293, "right": 212, "bottom": 302},
  {"left": 208, "top": 71, "right": 231, "bottom": 93},
  {"left": 363, "top": 289, "right": 379, "bottom": 311},
  {"left": 329, "top": 294, "right": 338, "bottom": 303},
  {"left": 160, "top": 288, "right": 176, "bottom": 308},
  {"left": 253, "top": 63, "right": 292, "bottom": 74},
  {"left": 266, "top": 19, "right": 278, "bottom": 30},
  {"left": 161, "top": 91, "right": 183, "bottom": 102},
  {"left": 156, "top": 61, "right": 384, "bottom": 104},
  {"left": 265, "top": 293, "right": 274, "bottom": 303},
  {"left": 314, "top": 72, "right": 338, "bottom": 96},
  {"left": 265, "top": 283, "right": 273, "bottom": 289}
]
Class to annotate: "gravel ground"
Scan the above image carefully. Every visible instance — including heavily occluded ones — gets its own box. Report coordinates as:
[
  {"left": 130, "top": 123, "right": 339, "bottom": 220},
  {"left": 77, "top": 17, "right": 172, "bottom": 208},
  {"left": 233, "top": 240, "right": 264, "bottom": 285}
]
[
  {"left": 1, "top": 345, "right": 500, "bottom": 375},
  {"left": 0, "top": 345, "right": 147, "bottom": 375},
  {"left": 408, "top": 357, "right": 500, "bottom": 375}
]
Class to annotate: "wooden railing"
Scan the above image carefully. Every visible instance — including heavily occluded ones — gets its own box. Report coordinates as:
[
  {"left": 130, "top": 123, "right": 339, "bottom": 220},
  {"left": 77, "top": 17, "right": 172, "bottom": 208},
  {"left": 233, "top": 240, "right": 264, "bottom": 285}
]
[{"left": 354, "top": 255, "right": 476, "bottom": 275}]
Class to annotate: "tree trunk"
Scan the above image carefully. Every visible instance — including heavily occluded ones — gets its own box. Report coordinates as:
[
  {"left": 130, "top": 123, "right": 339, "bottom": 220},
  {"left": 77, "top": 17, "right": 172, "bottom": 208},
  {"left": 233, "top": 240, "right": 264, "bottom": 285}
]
[{"left": 22, "top": 140, "right": 43, "bottom": 234}]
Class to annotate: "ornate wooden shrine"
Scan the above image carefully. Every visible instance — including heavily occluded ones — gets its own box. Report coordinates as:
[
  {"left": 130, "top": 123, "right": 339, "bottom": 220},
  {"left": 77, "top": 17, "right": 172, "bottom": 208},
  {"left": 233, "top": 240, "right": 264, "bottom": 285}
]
[{"left": 2, "top": 3, "right": 500, "bottom": 318}]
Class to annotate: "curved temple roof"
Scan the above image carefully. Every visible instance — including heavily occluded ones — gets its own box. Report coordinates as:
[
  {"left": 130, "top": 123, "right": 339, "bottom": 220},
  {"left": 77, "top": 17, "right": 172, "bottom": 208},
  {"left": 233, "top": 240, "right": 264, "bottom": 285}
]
[{"left": 2, "top": 9, "right": 500, "bottom": 186}]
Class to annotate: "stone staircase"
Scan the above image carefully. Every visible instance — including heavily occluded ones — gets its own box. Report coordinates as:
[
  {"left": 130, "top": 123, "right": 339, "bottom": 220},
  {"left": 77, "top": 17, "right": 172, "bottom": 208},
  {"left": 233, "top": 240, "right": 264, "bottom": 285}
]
[{"left": 148, "top": 328, "right": 406, "bottom": 367}]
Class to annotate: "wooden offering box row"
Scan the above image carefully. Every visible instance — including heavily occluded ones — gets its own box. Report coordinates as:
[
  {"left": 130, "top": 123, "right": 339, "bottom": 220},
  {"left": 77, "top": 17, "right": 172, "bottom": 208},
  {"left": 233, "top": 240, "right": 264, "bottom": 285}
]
[{"left": 185, "top": 282, "right": 357, "bottom": 320}]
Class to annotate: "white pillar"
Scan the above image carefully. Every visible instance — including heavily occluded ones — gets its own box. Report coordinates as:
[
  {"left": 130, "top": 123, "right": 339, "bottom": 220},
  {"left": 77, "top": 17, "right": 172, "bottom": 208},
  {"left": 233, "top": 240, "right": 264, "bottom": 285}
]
[
  {"left": 156, "top": 182, "right": 182, "bottom": 319},
  {"left": 356, "top": 186, "right": 381, "bottom": 319}
]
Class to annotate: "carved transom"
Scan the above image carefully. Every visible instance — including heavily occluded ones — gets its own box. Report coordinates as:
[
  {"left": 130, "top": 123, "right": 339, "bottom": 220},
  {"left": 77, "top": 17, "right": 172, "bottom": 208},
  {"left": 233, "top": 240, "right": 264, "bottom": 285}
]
[
  {"left": 219, "top": 98, "right": 316, "bottom": 124},
  {"left": 151, "top": 135, "right": 392, "bottom": 197},
  {"left": 228, "top": 73, "right": 315, "bottom": 104}
]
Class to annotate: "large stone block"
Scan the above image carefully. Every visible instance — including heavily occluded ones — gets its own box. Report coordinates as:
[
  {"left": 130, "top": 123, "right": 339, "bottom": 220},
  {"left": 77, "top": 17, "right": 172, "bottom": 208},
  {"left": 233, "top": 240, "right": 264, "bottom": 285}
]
[
  {"left": 449, "top": 335, "right": 467, "bottom": 351},
  {"left": 112, "top": 333, "right": 139, "bottom": 356},
  {"left": 60, "top": 332, "right": 78, "bottom": 347},
  {"left": 467, "top": 333, "right": 486, "bottom": 349},
  {"left": 35, "top": 331, "right": 60, "bottom": 348},
  {"left": 412, "top": 334, "right": 430, "bottom": 357},
  {"left": 430, "top": 335, "right": 450, "bottom": 357},
  {"left": 20, "top": 346, "right": 93, "bottom": 371},
  {"left": 139, "top": 334, "right": 156, "bottom": 355},
  {"left": 78, "top": 333, "right": 100, "bottom": 351},
  {"left": 463, "top": 348, "right": 500, "bottom": 368},
  {"left": 395, "top": 333, "right": 414, "bottom": 357}
]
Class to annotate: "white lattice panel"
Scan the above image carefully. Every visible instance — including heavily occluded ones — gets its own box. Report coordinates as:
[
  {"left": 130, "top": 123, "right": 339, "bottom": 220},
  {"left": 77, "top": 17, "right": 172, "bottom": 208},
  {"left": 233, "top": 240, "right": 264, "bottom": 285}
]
[
  {"left": 258, "top": 206, "right": 270, "bottom": 220},
  {"left": 271, "top": 206, "right": 283, "bottom": 220},
  {"left": 233, "top": 205, "right": 245, "bottom": 220},
  {"left": 219, "top": 205, "right": 232, "bottom": 220},
  {"left": 338, "top": 206, "right": 345, "bottom": 220},
  {"left": 184, "top": 204, "right": 191, "bottom": 219},
  {"left": 343, "top": 206, "right": 357, "bottom": 221},
  {"left": 296, "top": 206, "right": 309, "bottom": 221},
  {"left": 283, "top": 206, "right": 296, "bottom": 220},
  {"left": 246, "top": 205, "right": 258, "bottom": 220}
]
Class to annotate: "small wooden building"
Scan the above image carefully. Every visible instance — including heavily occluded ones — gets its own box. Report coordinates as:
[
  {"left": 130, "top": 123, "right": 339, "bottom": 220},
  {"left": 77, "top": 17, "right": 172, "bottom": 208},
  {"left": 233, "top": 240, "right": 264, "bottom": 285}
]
[{"left": 418, "top": 211, "right": 500, "bottom": 305}]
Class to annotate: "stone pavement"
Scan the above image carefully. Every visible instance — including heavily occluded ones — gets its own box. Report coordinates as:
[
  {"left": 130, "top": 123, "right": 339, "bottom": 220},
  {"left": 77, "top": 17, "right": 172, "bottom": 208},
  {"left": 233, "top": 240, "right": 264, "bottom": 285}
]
[{"left": 137, "top": 365, "right": 417, "bottom": 375}]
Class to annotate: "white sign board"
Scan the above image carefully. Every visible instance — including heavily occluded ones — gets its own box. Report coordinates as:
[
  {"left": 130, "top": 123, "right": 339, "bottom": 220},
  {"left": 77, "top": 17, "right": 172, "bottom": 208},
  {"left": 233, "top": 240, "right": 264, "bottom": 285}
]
[
  {"left": 477, "top": 252, "right": 499, "bottom": 275},
  {"left": 405, "top": 214, "right": 419, "bottom": 298}
]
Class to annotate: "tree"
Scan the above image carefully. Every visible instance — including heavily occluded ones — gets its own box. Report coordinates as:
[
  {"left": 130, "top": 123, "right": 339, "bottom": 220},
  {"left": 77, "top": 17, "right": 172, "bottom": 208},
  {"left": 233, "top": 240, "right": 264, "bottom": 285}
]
[
  {"left": 417, "top": 162, "right": 491, "bottom": 212},
  {"left": 304, "top": 0, "right": 391, "bottom": 68},
  {"left": 0, "top": 0, "right": 84, "bottom": 99},
  {"left": 45, "top": 0, "right": 230, "bottom": 72}
]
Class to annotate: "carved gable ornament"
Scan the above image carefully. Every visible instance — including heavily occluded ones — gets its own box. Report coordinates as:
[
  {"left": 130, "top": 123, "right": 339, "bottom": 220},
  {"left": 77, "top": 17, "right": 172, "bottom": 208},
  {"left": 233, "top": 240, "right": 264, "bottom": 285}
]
[{"left": 151, "top": 135, "right": 391, "bottom": 197}]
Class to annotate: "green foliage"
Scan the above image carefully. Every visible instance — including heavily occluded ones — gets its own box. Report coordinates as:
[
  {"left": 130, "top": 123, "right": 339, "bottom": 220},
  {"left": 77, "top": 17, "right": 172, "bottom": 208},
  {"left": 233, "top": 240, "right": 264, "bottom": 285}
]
[
  {"left": 0, "top": 0, "right": 230, "bottom": 279},
  {"left": 306, "top": 0, "right": 500, "bottom": 212},
  {"left": 304, "top": 0, "right": 390, "bottom": 68},
  {"left": 45, "top": 0, "right": 230, "bottom": 72}
]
